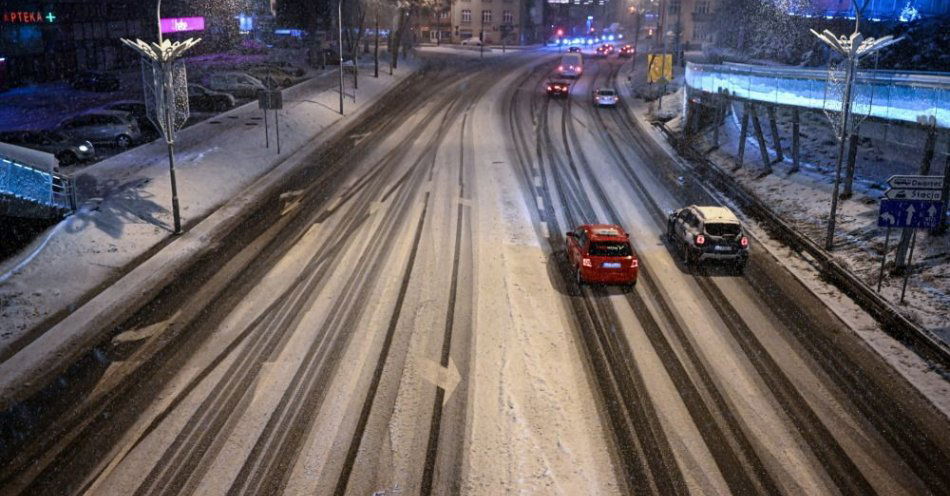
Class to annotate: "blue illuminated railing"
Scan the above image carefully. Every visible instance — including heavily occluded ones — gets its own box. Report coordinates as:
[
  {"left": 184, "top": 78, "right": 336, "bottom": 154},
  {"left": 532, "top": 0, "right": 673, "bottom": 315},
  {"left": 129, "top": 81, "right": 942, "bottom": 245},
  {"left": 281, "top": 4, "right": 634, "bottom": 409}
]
[
  {"left": 0, "top": 157, "right": 74, "bottom": 215},
  {"left": 685, "top": 62, "right": 950, "bottom": 128}
]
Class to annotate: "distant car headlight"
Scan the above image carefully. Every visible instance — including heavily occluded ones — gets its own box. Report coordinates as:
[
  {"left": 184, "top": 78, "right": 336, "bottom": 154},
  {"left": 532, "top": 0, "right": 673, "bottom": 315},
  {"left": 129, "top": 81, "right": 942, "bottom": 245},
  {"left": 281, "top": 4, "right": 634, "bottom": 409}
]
[{"left": 78, "top": 145, "right": 90, "bottom": 152}]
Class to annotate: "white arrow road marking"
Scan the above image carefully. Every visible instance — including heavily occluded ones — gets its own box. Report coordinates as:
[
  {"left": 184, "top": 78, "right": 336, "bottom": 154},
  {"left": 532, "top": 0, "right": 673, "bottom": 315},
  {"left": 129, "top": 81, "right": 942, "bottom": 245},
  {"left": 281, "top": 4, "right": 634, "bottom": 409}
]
[
  {"left": 880, "top": 212, "right": 896, "bottom": 225},
  {"left": 111, "top": 310, "right": 182, "bottom": 344},
  {"left": 280, "top": 190, "right": 305, "bottom": 216},
  {"left": 348, "top": 131, "right": 372, "bottom": 145},
  {"left": 905, "top": 204, "right": 916, "bottom": 225},
  {"left": 418, "top": 358, "right": 462, "bottom": 407}
]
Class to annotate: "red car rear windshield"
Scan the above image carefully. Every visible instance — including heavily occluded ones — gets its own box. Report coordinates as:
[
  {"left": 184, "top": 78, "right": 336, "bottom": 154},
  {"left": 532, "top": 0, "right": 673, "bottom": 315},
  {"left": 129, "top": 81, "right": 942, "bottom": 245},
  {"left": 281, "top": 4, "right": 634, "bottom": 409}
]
[{"left": 588, "top": 242, "right": 632, "bottom": 257}]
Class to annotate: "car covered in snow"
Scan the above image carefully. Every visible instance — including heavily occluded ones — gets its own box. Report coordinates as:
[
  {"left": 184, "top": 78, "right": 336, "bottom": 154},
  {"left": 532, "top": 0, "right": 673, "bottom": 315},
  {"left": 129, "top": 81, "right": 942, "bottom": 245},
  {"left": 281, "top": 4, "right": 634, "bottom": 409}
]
[
  {"left": 566, "top": 224, "right": 639, "bottom": 287},
  {"left": 667, "top": 205, "right": 749, "bottom": 272},
  {"left": 593, "top": 88, "right": 618, "bottom": 107},
  {"left": 56, "top": 110, "right": 142, "bottom": 149},
  {"left": 557, "top": 53, "right": 583, "bottom": 78},
  {"left": 0, "top": 130, "right": 94, "bottom": 166},
  {"left": 546, "top": 80, "right": 570, "bottom": 98}
]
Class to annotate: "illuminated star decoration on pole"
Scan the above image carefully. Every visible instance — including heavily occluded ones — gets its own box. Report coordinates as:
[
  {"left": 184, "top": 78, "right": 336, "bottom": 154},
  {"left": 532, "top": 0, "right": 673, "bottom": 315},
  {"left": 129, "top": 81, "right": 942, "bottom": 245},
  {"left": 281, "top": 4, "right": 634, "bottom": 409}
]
[
  {"left": 119, "top": 37, "right": 201, "bottom": 64},
  {"left": 809, "top": 20, "right": 901, "bottom": 251}
]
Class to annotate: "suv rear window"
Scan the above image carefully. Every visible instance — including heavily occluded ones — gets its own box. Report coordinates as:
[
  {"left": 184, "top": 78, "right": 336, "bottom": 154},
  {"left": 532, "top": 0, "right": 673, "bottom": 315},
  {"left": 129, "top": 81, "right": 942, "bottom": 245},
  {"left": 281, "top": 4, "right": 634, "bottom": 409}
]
[
  {"left": 705, "top": 223, "right": 741, "bottom": 236},
  {"left": 588, "top": 242, "right": 632, "bottom": 257}
]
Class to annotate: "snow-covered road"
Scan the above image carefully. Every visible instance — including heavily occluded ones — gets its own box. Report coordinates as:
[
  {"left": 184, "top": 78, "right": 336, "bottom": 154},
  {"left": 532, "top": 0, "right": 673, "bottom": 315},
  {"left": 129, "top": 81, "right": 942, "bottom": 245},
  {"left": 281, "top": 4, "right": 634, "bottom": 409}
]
[{"left": 2, "top": 51, "right": 948, "bottom": 496}]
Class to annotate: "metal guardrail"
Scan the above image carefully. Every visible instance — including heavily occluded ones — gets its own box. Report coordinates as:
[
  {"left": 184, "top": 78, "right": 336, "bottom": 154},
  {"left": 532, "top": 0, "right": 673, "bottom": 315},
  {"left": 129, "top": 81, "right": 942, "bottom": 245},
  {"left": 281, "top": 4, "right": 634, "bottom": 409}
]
[
  {"left": 685, "top": 62, "right": 950, "bottom": 128},
  {"left": 655, "top": 123, "right": 950, "bottom": 368}
]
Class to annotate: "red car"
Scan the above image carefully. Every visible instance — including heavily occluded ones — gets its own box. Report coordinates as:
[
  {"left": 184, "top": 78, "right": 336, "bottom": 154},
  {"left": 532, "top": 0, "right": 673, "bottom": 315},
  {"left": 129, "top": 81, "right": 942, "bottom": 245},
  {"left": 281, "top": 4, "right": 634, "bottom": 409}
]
[
  {"left": 546, "top": 80, "right": 570, "bottom": 97},
  {"left": 619, "top": 44, "right": 635, "bottom": 57},
  {"left": 566, "top": 224, "right": 639, "bottom": 287}
]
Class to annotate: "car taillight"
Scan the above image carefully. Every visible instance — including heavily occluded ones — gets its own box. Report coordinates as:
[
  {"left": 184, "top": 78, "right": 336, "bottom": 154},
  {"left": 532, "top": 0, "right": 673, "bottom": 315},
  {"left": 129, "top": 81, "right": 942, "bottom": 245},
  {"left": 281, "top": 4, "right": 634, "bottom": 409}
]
[
  {"left": 582, "top": 258, "right": 592, "bottom": 267},
  {"left": 631, "top": 258, "right": 639, "bottom": 268},
  {"left": 695, "top": 234, "right": 706, "bottom": 246},
  {"left": 558, "top": 65, "right": 564, "bottom": 71},
  {"left": 547, "top": 85, "right": 552, "bottom": 90},
  {"left": 740, "top": 236, "right": 749, "bottom": 248}
]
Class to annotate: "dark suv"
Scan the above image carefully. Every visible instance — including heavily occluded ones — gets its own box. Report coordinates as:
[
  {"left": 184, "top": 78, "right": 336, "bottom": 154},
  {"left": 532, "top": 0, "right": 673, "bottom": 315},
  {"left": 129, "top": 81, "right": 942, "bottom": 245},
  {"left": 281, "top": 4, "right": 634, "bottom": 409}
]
[{"left": 667, "top": 205, "right": 749, "bottom": 272}]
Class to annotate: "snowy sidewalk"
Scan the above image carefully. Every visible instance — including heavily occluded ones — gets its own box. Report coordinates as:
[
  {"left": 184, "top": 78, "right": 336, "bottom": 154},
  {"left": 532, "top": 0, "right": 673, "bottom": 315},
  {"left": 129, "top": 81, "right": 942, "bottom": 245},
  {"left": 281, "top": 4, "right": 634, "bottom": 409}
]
[{"left": 0, "top": 60, "right": 420, "bottom": 360}]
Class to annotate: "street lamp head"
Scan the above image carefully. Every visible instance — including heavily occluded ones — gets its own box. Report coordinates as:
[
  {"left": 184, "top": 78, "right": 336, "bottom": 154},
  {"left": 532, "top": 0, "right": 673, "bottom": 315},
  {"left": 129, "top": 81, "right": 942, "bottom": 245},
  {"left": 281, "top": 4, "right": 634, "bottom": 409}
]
[
  {"left": 810, "top": 29, "right": 901, "bottom": 59},
  {"left": 120, "top": 37, "right": 201, "bottom": 63}
]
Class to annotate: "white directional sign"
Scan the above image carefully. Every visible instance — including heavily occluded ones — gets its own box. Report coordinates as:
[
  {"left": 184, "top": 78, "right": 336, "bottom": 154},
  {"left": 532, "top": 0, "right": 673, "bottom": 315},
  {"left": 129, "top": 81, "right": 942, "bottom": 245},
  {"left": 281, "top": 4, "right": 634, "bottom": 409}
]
[
  {"left": 886, "top": 175, "right": 943, "bottom": 190},
  {"left": 884, "top": 188, "right": 943, "bottom": 201}
]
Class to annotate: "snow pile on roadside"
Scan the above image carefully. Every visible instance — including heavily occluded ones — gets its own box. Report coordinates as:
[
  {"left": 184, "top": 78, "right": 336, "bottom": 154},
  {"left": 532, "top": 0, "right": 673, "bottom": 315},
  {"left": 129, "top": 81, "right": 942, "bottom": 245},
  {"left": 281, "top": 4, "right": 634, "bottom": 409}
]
[{"left": 0, "top": 62, "right": 419, "bottom": 359}]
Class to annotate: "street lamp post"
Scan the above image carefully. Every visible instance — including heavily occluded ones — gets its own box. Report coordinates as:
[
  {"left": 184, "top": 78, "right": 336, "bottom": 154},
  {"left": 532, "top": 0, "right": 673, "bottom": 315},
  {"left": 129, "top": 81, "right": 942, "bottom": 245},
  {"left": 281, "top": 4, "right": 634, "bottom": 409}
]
[
  {"left": 375, "top": 4, "right": 380, "bottom": 78},
  {"left": 811, "top": 10, "right": 899, "bottom": 250},
  {"left": 121, "top": 0, "right": 199, "bottom": 235},
  {"left": 338, "top": 0, "right": 345, "bottom": 115}
]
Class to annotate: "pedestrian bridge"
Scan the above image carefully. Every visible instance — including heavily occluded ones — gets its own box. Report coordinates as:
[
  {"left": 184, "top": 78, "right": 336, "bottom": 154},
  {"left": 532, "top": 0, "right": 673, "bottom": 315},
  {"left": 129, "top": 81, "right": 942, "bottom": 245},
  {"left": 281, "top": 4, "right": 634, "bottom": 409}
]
[
  {"left": 685, "top": 62, "right": 950, "bottom": 128},
  {"left": 0, "top": 156, "right": 75, "bottom": 218}
]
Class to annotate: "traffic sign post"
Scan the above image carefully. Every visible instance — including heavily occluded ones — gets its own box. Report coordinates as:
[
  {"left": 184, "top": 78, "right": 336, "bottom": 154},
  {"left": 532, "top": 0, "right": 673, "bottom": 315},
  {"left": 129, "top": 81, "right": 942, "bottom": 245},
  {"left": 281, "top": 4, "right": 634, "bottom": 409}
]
[{"left": 258, "top": 90, "right": 283, "bottom": 154}]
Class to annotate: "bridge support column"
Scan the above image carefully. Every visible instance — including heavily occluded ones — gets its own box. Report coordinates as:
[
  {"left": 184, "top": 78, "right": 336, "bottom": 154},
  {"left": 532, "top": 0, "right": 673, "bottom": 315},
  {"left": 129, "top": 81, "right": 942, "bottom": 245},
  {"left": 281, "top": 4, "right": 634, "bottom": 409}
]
[
  {"left": 767, "top": 106, "right": 784, "bottom": 163},
  {"left": 895, "top": 122, "right": 938, "bottom": 272},
  {"left": 750, "top": 104, "right": 773, "bottom": 174},
  {"left": 842, "top": 131, "right": 860, "bottom": 199},
  {"left": 735, "top": 102, "right": 750, "bottom": 171},
  {"left": 934, "top": 152, "right": 949, "bottom": 235},
  {"left": 790, "top": 108, "right": 801, "bottom": 174}
]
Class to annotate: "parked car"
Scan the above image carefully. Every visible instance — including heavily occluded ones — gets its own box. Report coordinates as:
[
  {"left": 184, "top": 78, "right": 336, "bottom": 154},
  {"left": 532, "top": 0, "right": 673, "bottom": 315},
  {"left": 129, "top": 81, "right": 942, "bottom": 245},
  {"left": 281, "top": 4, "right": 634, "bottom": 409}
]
[
  {"left": 205, "top": 72, "right": 266, "bottom": 98},
  {"left": 246, "top": 66, "right": 296, "bottom": 88},
  {"left": 187, "top": 84, "right": 236, "bottom": 111},
  {"left": 57, "top": 110, "right": 142, "bottom": 149},
  {"left": 98, "top": 100, "right": 159, "bottom": 137},
  {"left": 260, "top": 60, "right": 306, "bottom": 77},
  {"left": 567, "top": 224, "right": 639, "bottom": 288},
  {"left": 316, "top": 48, "right": 353, "bottom": 66},
  {"left": 0, "top": 130, "right": 94, "bottom": 166},
  {"left": 667, "top": 205, "right": 750, "bottom": 272},
  {"left": 461, "top": 37, "right": 483, "bottom": 46},
  {"left": 593, "top": 88, "right": 619, "bottom": 107},
  {"left": 71, "top": 71, "right": 120, "bottom": 92},
  {"left": 546, "top": 80, "right": 570, "bottom": 98}
]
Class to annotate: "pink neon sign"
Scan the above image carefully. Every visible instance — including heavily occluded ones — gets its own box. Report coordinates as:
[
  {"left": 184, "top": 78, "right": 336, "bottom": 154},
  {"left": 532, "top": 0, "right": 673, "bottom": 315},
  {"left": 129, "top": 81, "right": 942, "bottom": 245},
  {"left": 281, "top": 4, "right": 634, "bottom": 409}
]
[{"left": 159, "top": 17, "right": 205, "bottom": 34}]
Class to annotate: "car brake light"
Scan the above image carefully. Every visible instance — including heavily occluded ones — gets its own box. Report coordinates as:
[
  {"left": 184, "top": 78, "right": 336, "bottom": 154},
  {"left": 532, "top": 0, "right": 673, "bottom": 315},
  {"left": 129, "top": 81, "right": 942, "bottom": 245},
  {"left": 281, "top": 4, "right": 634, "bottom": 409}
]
[
  {"left": 582, "top": 258, "right": 592, "bottom": 267},
  {"left": 631, "top": 258, "right": 639, "bottom": 268},
  {"left": 740, "top": 236, "right": 749, "bottom": 248},
  {"left": 558, "top": 65, "right": 564, "bottom": 71},
  {"left": 695, "top": 234, "right": 706, "bottom": 246},
  {"left": 547, "top": 85, "right": 552, "bottom": 90}
]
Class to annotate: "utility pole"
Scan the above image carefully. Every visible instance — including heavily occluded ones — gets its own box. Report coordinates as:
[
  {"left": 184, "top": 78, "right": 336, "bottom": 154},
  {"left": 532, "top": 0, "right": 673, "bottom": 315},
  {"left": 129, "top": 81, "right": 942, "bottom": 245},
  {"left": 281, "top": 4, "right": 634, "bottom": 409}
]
[
  {"left": 338, "top": 0, "right": 345, "bottom": 115},
  {"left": 374, "top": 3, "right": 380, "bottom": 77}
]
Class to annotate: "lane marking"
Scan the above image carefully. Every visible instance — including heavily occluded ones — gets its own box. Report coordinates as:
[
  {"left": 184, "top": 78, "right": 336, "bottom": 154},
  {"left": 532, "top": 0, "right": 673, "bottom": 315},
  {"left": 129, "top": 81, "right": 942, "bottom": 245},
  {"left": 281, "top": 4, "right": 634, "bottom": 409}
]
[
  {"left": 536, "top": 196, "right": 545, "bottom": 212},
  {"left": 533, "top": 175, "right": 542, "bottom": 188},
  {"left": 458, "top": 197, "right": 473, "bottom": 207},
  {"left": 417, "top": 358, "right": 462, "bottom": 407},
  {"left": 540, "top": 221, "right": 550, "bottom": 239}
]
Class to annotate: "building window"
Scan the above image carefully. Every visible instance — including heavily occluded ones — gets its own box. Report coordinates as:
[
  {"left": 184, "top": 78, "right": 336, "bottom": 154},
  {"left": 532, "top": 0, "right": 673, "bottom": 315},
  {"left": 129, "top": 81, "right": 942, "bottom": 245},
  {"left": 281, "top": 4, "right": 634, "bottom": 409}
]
[
  {"left": 669, "top": 0, "right": 680, "bottom": 14},
  {"left": 482, "top": 10, "right": 492, "bottom": 23},
  {"left": 462, "top": 9, "right": 472, "bottom": 22},
  {"left": 503, "top": 10, "right": 513, "bottom": 23},
  {"left": 695, "top": 1, "right": 709, "bottom": 14}
]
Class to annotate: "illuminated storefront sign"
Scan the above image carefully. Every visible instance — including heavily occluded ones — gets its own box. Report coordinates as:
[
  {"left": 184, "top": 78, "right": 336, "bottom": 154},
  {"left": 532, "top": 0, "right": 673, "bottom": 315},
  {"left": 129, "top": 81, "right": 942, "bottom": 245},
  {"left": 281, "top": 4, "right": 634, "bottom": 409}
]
[
  {"left": 159, "top": 16, "right": 205, "bottom": 34},
  {"left": 2, "top": 11, "right": 56, "bottom": 23}
]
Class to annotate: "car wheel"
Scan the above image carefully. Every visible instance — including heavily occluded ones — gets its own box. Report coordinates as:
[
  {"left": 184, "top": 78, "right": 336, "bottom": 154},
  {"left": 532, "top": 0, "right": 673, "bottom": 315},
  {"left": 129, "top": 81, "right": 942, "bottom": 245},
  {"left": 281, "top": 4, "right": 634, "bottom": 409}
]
[
  {"left": 56, "top": 151, "right": 78, "bottom": 166},
  {"left": 682, "top": 242, "right": 694, "bottom": 266},
  {"left": 734, "top": 260, "right": 747, "bottom": 275},
  {"left": 215, "top": 99, "right": 229, "bottom": 112},
  {"left": 283, "top": 78, "right": 292, "bottom": 87},
  {"left": 575, "top": 266, "right": 584, "bottom": 287},
  {"left": 116, "top": 134, "right": 133, "bottom": 149}
]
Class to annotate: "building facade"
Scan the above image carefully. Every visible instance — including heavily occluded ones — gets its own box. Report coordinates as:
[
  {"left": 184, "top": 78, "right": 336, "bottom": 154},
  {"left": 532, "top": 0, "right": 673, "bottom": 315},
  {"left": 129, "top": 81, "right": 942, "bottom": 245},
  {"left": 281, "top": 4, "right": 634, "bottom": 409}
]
[
  {"left": 417, "top": 0, "right": 532, "bottom": 45},
  {"left": 0, "top": 1, "right": 152, "bottom": 87}
]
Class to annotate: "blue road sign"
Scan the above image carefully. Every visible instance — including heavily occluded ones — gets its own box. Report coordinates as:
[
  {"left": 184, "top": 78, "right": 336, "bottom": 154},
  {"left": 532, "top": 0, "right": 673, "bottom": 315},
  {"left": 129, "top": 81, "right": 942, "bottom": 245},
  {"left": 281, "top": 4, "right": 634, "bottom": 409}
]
[{"left": 878, "top": 199, "right": 945, "bottom": 229}]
